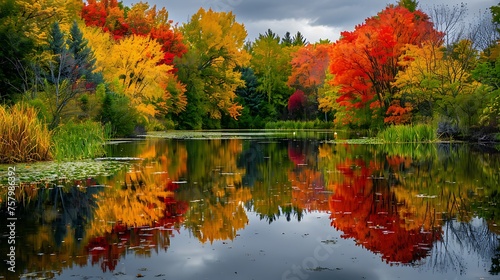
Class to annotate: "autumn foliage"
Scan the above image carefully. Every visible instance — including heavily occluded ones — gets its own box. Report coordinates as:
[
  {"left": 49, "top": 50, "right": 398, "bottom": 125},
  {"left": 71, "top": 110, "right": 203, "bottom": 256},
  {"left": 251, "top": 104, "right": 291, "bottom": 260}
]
[
  {"left": 288, "top": 43, "right": 330, "bottom": 93},
  {"left": 288, "top": 89, "right": 306, "bottom": 113},
  {"left": 80, "top": 1, "right": 188, "bottom": 119},
  {"left": 384, "top": 100, "right": 413, "bottom": 124},
  {"left": 2, "top": 0, "right": 497, "bottom": 133},
  {"left": 81, "top": 0, "right": 187, "bottom": 66},
  {"left": 81, "top": 0, "right": 128, "bottom": 40},
  {"left": 328, "top": 5, "right": 443, "bottom": 123}
]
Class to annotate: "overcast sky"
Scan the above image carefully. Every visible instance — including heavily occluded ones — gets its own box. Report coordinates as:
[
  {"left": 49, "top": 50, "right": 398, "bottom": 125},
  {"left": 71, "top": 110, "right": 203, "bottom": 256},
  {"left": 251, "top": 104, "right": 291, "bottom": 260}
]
[{"left": 121, "top": 0, "right": 497, "bottom": 43}]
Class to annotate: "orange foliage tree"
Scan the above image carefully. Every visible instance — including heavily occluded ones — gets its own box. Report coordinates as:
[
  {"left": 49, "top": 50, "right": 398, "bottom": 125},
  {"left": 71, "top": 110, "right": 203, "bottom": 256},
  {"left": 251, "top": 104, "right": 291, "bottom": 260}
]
[
  {"left": 328, "top": 4, "right": 443, "bottom": 125},
  {"left": 384, "top": 100, "right": 413, "bottom": 124},
  {"left": 288, "top": 42, "right": 330, "bottom": 95}
]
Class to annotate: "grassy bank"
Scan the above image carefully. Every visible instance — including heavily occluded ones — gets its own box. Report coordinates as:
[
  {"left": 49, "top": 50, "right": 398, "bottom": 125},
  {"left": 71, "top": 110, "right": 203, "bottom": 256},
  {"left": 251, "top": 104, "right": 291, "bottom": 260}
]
[
  {"left": 0, "top": 104, "right": 52, "bottom": 163},
  {"left": 377, "top": 124, "right": 437, "bottom": 143}
]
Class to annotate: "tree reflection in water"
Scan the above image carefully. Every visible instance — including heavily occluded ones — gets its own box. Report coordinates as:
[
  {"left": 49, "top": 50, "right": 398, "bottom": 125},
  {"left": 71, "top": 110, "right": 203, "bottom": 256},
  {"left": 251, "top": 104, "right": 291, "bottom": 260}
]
[
  {"left": 1, "top": 136, "right": 499, "bottom": 278},
  {"left": 322, "top": 142, "right": 500, "bottom": 271}
]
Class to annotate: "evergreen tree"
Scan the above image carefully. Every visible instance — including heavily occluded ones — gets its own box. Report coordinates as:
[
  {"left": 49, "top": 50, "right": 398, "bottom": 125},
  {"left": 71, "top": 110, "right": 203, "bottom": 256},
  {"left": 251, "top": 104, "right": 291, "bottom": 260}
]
[
  {"left": 43, "top": 21, "right": 102, "bottom": 129},
  {"left": 292, "top": 31, "right": 307, "bottom": 46},
  {"left": 261, "top": 28, "right": 280, "bottom": 41},
  {"left": 281, "top": 32, "right": 292, "bottom": 46},
  {"left": 238, "top": 67, "right": 260, "bottom": 113},
  {"left": 47, "top": 22, "right": 67, "bottom": 56},
  {"left": 67, "top": 20, "right": 101, "bottom": 85}
]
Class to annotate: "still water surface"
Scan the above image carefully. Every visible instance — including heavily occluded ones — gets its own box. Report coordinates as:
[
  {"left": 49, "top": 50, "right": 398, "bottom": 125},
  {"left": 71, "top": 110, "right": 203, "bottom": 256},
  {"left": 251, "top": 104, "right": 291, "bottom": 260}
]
[{"left": 1, "top": 130, "right": 500, "bottom": 280}]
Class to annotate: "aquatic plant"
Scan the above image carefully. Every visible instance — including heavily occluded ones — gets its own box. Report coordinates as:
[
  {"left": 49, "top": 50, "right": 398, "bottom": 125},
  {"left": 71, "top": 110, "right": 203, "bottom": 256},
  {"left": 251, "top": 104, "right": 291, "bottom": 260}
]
[{"left": 0, "top": 103, "right": 52, "bottom": 163}]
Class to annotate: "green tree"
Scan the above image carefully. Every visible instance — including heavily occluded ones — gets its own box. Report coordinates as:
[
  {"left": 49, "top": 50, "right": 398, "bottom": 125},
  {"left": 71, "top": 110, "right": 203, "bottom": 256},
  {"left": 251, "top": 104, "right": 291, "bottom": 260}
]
[
  {"left": 100, "top": 88, "right": 139, "bottom": 137},
  {"left": 472, "top": 44, "right": 500, "bottom": 129},
  {"left": 292, "top": 31, "right": 307, "bottom": 46},
  {"left": 394, "top": 40, "right": 488, "bottom": 134},
  {"left": 0, "top": 0, "right": 35, "bottom": 103},
  {"left": 250, "top": 29, "right": 294, "bottom": 119},
  {"left": 227, "top": 67, "right": 268, "bottom": 128},
  {"left": 491, "top": 3, "right": 500, "bottom": 33},
  {"left": 281, "top": 31, "right": 293, "bottom": 47},
  {"left": 398, "top": 0, "right": 418, "bottom": 12}
]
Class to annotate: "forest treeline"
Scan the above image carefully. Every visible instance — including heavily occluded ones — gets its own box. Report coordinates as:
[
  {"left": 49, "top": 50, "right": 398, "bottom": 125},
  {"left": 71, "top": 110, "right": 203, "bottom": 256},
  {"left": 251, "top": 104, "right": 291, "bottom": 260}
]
[{"left": 1, "top": 0, "right": 500, "bottom": 138}]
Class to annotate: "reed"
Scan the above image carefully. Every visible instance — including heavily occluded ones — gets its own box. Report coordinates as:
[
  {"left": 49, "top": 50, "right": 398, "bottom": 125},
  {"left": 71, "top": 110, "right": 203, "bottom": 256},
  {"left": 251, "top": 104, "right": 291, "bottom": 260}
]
[
  {"left": 51, "top": 120, "right": 108, "bottom": 160},
  {"left": 377, "top": 124, "right": 437, "bottom": 143},
  {"left": 0, "top": 103, "right": 52, "bottom": 163}
]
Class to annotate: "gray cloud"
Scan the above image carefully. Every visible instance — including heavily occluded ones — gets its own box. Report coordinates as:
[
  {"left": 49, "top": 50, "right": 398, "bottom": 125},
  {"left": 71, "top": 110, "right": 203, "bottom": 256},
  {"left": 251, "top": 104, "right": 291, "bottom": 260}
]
[
  {"left": 228, "top": 0, "right": 386, "bottom": 27},
  {"left": 122, "top": 0, "right": 496, "bottom": 42}
]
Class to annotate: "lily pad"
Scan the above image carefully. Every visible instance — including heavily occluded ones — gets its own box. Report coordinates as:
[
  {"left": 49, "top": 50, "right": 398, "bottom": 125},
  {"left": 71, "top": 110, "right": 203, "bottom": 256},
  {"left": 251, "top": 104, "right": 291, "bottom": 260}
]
[{"left": 0, "top": 159, "right": 130, "bottom": 185}]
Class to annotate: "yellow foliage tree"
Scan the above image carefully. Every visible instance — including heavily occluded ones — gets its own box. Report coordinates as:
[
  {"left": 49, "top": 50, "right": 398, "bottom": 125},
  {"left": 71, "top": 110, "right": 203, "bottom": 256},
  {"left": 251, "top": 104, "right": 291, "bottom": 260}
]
[
  {"left": 393, "top": 40, "right": 486, "bottom": 124},
  {"left": 83, "top": 26, "right": 186, "bottom": 118},
  {"left": 177, "top": 8, "right": 250, "bottom": 126},
  {"left": 10, "top": 0, "right": 81, "bottom": 44}
]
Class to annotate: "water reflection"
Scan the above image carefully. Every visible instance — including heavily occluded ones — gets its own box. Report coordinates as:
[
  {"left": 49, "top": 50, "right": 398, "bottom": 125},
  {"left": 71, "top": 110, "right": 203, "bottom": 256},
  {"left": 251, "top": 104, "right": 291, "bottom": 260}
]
[{"left": 1, "top": 134, "right": 499, "bottom": 279}]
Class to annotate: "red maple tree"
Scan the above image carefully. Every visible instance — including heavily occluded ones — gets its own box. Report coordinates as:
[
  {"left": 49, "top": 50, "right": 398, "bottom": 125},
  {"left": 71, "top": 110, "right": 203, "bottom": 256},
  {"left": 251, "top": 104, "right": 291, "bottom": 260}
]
[{"left": 329, "top": 5, "right": 443, "bottom": 122}]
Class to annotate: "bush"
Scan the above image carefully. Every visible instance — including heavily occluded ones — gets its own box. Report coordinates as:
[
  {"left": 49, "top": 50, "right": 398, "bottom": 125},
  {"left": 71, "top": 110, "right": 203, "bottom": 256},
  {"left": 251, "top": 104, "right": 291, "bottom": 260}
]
[
  {"left": 26, "top": 98, "right": 51, "bottom": 123},
  {"left": 100, "top": 93, "right": 139, "bottom": 137},
  {"left": 0, "top": 103, "right": 52, "bottom": 163},
  {"left": 51, "top": 120, "right": 108, "bottom": 160}
]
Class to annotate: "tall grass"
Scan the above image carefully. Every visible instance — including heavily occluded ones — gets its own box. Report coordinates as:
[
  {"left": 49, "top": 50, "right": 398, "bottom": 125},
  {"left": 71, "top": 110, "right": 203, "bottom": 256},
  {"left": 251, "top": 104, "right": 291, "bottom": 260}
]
[
  {"left": 377, "top": 124, "right": 437, "bottom": 143},
  {"left": 0, "top": 103, "right": 52, "bottom": 163},
  {"left": 51, "top": 120, "right": 108, "bottom": 161}
]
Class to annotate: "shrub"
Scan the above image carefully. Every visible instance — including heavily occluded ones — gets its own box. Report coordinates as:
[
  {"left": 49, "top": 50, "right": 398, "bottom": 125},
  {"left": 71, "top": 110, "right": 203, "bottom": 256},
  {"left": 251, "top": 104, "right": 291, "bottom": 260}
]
[
  {"left": 100, "top": 93, "right": 139, "bottom": 137},
  {"left": 0, "top": 103, "right": 52, "bottom": 163},
  {"left": 26, "top": 98, "right": 51, "bottom": 123}
]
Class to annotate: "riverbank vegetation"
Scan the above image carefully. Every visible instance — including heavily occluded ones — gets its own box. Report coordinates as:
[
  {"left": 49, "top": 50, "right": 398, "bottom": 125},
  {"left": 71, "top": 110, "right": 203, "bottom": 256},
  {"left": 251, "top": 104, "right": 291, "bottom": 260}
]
[
  {"left": 1, "top": 0, "right": 500, "bottom": 162},
  {"left": 51, "top": 120, "right": 108, "bottom": 161},
  {"left": 377, "top": 124, "right": 437, "bottom": 143},
  {"left": 0, "top": 104, "right": 52, "bottom": 163}
]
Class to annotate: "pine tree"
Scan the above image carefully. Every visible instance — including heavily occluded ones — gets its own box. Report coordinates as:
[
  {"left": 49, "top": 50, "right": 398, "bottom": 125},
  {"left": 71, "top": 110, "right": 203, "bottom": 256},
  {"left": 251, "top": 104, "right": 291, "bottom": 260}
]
[
  {"left": 43, "top": 21, "right": 103, "bottom": 129},
  {"left": 292, "top": 31, "right": 307, "bottom": 46},
  {"left": 47, "top": 22, "right": 67, "bottom": 58},
  {"left": 67, "top": 20, "right": 100, "bottom": 84},
  {"left": 281, "top": 32, "right": 292, "bottom": 46}
]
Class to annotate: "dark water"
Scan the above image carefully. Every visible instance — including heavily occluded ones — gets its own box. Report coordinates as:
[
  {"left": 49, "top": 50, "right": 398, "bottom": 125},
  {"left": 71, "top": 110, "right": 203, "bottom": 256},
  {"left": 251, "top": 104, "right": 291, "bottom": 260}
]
[{"left": 1, "top": 131, "right": 500, "bottom": 280}]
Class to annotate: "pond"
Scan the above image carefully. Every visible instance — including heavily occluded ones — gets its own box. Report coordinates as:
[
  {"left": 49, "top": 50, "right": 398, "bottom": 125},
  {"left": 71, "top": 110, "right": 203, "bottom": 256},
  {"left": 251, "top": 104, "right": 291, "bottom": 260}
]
[{"left": 1, "top": 130, "right": 500, "bottom": 280}]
